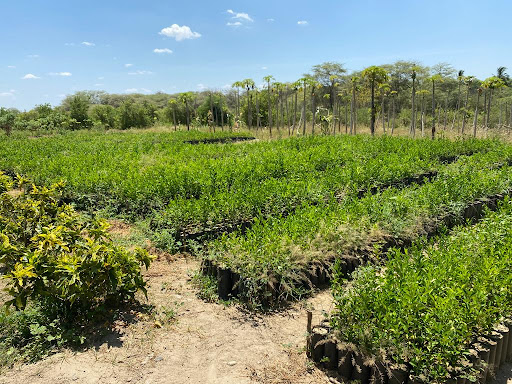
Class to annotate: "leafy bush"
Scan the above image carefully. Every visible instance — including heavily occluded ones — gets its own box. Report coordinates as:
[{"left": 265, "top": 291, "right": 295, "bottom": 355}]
[
  {"left": 69, "top": 95, "right": 92, "bottom": 130},
  {"left": 330, "top": 198, "right": 512, "bottom": 382},
  {"left": 91, "top": 104, "right": 117, "bottom": 129},
  {"left": 0, "top": 173, "right": 152, "bottom": 315}
]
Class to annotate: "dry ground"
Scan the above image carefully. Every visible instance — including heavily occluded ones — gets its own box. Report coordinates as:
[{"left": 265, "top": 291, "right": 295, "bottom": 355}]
[{"left": 0, "top": 251, "right": 333, "bottom": 384}]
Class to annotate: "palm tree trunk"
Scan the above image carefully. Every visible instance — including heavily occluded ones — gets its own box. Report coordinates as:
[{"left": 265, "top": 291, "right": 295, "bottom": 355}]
[
  {"left": 444, "top": 94, "right": 449, "bottom": 130},
  {"left": 293, "top": 90, "right": 298, "bottom": 135},
  {"left": 391, "top": 96, "right": 396, "bottom": 134},
  {"left": 473, "top": 90, "right": 481, "bottom": 137},
  {"left": 255, "top": 91, "right": 260, "bottom": 130},
  {"left": 302, "top": 85, "right": 307, "bottom": 135},
  {"left": 186, "top": 100, "right": 190, "bottom": 131},
  {"left": 486, "top": 89, "right": 493, "bottom": 129},
  {"left": 461, "top": 86, "right": 470, "bottom": 135},
  {"left": 345, "top": 100, "right": 348, "bottom": 134},
  {"left": 172, "top": 106, "right": 177, "bottom": 131},
  {"left": 381, "top": 93, "right": 385, "bottom": 133},
  {"left": 220, "top": 95, "right": 224, "bottom": 131},
  {"left": 431, "top": 81, "right": 436, "bottom": 139},
  {"left": 451, "top": 82, "right": 462, "bottom": 131},
  {"left": 311, "top": 88, "right": 316, "bottom": 135},
  {"left": 410, "top": 77, "right": 416, "bottom": 137}
]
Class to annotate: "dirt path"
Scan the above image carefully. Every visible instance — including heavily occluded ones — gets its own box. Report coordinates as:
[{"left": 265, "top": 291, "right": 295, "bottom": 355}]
[{"left": 1, "top": 254, "right": 333, "bottom": 384}]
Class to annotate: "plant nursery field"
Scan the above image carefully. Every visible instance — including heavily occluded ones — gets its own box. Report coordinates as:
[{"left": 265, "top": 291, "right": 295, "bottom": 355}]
[{"left": 3, "top": 129, "right": 512, "bottom": 383}]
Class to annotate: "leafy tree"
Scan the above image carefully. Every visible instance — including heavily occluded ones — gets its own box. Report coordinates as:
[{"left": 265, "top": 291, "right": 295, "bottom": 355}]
[
  {"left": 91, "top": 105, "right": 117, "bottom": 129},
  {"left": 0, "top": 108, "right": 17, "bottom": 136},
  {"left": 69, "top": 95, "right": 92, "bottom": 130}
]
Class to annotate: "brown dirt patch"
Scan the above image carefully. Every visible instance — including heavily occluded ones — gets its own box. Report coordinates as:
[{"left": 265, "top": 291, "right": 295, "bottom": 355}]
[
  {"left": 0, "top": 254, "right": 333, "bottom": 384},
  {"left": 107, "top": 220, "right": 133, "bottom": 238}
]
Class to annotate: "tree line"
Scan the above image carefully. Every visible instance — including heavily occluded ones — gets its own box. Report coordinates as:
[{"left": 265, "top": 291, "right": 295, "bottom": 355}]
[{"left": 1, "top": 61, "right": 511, "bottom": 138}]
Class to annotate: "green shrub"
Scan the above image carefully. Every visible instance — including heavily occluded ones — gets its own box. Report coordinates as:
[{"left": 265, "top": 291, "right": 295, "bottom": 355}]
[{"left": 0, "top": 173, "right": 152, "bottom": 316}]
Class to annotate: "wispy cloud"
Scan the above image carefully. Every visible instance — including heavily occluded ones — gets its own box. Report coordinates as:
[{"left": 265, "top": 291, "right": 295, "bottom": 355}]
[
  {"left": 267, "top": 18, "right": 275, "bottom": 22},
  {"left": 49, "top": 72, "right": 72, "bottom": 77},
  {"left": 0, "top": 90, "right": 16, "bottom": 97},
  {"left": 125, "top": 64, "right": 134, "bottom": 68},
  {"left": 227, "top": 9, "right": 253, "bottom": 22},
  {"left": 81, "top": 41, "right": 95, "bottom": 46},
  {"left": 159, "top": 24, "right": 201, "bottom": 41},
  {"left": 153, "top": 48, "right": 173, "bottom": 54},
  {"left": 22, "top": 74, "right": 40, "bottom": 80},
  {"left": 297, "top": 20, "right": 308, "bottom": 26},
  {"left": 64, "top": 43, "right": 76, "bottom": 46},
  {"left": 226, "top": 21, "right": 242, "bottom": 27},
  {"left": 7, "top": 66, "right": 16, "bottom": 69},
  {"left": 197, "top": 84, "right": 207, "bottom": 91},
  {"left": 261, "top": 66, "right": 268, "bottom": 70},
  {"left": 128, "top": 70, "right": 153, "bottom": 75},
  {"left": 27, "top": 54, "right": 39, "bottom": 59}
]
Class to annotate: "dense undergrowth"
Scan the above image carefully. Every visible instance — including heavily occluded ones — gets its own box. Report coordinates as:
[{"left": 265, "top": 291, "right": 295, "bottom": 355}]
[{"left": 330, "top": 198, "right": 512, "bottom": 382}]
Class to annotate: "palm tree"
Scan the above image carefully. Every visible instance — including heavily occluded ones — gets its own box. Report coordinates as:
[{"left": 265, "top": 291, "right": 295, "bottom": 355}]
[
  {"left": 451, "top": 70, "right": 465, "bottom": 131},
  {"left": 310, "top": 79, "right": 319, "bottom": 135},
  {"left": 263, "top": 75, "right": 274, "bottom": 136},
  {"left": 168, "top": 99, "right": 178, "bottom": 131},
  {"left": 379, "top": 83, "right": 391, "bottom": 133},
  {"left": 298, "top": 77, "right": 309, "bottom": 135},
  {"left": 242, "top": 79, "right": 255, "bottom": 129},
  {"left": 231, "top": 81, "right": 243, "bottom": 127},
  {"left": 390, "top": 90, "right": 398, "bottom": 135},
  {"left": 428, "top": 74, "right": 443, "bottom": 139},
  {"left": 461, "top": 76, "right": 474, "bottom": 135},
  {"left": 178, "top": 92, "right": 193, "bottom": 131},
  {"left": 291, "top": 81, "right": 300, "bottom": 135},
  {"left": 417, "top": 89, "right": 429, "bottom": 136},
  {"left": 362, "top": 66, "right": 388, "bottom": 136},
  {"left": 482, "top": 76, "right": 506, "bottom": 129},
  {"left": 473, "top": 87, "right": 483, "bottom": 137},
  {"left": 410, "top": 68, "right": 418, "bottom": 137},
  {"left": 350, "top": 76, "right": 359, "bottom": 135},
  {"left": 497, "top": 67, "right": 511, "bottom": 86}
]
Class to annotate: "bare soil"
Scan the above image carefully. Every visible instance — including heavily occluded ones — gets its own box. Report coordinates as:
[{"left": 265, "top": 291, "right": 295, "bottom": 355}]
[{"left": 0, "top": 253, "right": 333, "bottom": 384}]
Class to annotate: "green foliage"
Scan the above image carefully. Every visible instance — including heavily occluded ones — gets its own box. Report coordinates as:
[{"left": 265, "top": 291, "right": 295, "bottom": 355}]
[
  {"left": 69, "top": 95, "right": 92, "bottom": 130},
  {"left": 331, "top": 199, "right": 512, "bottom": 382},
  {"left": 91, "top": 104, "right": 117, "bottom": 129},
  {"left": 0, "top": 173, "right": 152, "bottom": 315},
  {"left": 118, "top": 99, "right": 156, "bottom": 130}
]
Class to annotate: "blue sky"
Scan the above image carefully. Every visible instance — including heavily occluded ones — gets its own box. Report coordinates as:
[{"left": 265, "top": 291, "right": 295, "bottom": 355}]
[{"left": 1, "top": 0, "right": 510, "bottom": 110}]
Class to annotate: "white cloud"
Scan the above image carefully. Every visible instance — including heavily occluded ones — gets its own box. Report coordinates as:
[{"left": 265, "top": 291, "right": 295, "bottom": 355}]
[
  {"left": 262, "top": 66, "right": 268, "bottom": 70},
  {"left": 226, "top": 22, "right": 242, "bottom": 27},
  {"left": 49, "top": 72, "right": 72, "bottom": 77},
  {"left": 7, "top": 65, "right": 16, "bottom": 69},
  {"left": 197, "top": 83, "right": 207, "bottom": 91},
  {"left": 0, "top": 90, "right": 15, "bottom": 97},
  {"left": 27, "top": 54, "right": 40, "bottom": 59},
  {"left": 153, "top": 48, "right": 173, "bottom": 54},
  {"left": 64, "top": 43, "right": 76, "bottom": 46},
  {"left": 128, "top": 70, "right": 153, "bottom": 75},
  {"left": 22, "top": 74, "right": 40, "bottom": 79},
  {"left": 125, "top": 63, "right": 134, "bottom": 68},
  {"left": 81, "top": 41, "right": 95, "bottom": 46},
  {"left": 267, "top": 18, "right": 275, "bottom": 22},
  {"left": 159, "top": 24, "right": 201, "bottom": 41},
  {"left": 124, "top": 88, "right": 151, "bottom": 94},
  {"left": 297, "top": 20, "right": 308, "bottom": 25},
  {"left": 227, "top": 9, "right": 253, "bottom": 22},
  {"left": 94, "top": 83, "right": 104, "bottom": 87},
  {"left": 98, "top": 76, "right": 105, "bottom": 80}
]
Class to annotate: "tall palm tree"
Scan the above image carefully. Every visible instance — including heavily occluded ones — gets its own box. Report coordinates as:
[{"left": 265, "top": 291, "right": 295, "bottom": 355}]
[
  {"left": 461, "top": 76, "right": 474, "bottom": 135},
  {"left": 482, "top": 76, "right": 506, "bottom": 129},
  {"left": 350, "top": 76, "right": 359, "bottom": 135},
  {"left": 362, "top": 66, "right": 388, "bottom": 136},
  {"left": 298, "top": 77, "right": 309, "bottom": 135},
  {"left": 242, "top": 79, "right": 255, "bottom": 129},
  {"left": 428, "top": 74, "right": 443, "bottom": 139},
  {"left": 263, "top": 75, "right": 275, "bottom": 136},
  {"left": 451, "top": 70, "right": 465, "bottom": 131},
  {"left": 410, "top": 68, "right": 418, "bottom": 137},
  {"left": 473, "top": 87, "right": 483, "bottom": 137},
  {"left": 379, "top": 83, "right": 391, "bottom": 133},
  {"left": 231, "top": 81, "right": 244, "bottom": 127},
  {"left": 178, "top": 92, "right": 193, "bottom": 131}
]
